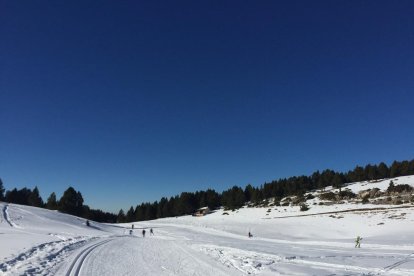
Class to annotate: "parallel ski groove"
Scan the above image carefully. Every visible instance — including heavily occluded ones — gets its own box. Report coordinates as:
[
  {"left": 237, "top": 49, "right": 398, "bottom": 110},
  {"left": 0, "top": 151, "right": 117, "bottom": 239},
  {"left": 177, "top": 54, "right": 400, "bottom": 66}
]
[{"left": 65, "top": 239, "right": 113, "bottom": 276}]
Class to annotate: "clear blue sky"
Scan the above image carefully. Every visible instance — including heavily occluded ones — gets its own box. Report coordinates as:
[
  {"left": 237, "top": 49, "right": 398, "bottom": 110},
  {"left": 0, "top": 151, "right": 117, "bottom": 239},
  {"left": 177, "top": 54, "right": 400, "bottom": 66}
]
[{"left": 1, "top": 1, "right": 413, "bottom": 212}]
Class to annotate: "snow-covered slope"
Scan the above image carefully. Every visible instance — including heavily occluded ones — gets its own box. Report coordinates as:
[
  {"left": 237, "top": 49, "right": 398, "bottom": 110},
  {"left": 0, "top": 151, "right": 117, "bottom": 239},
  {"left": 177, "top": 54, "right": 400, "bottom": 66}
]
[
  {"left": 0, "top": 203, "right": 123, "bottom": 274},
  {"left": 1, "top": 175, "right": 414, "bottom": 275}
]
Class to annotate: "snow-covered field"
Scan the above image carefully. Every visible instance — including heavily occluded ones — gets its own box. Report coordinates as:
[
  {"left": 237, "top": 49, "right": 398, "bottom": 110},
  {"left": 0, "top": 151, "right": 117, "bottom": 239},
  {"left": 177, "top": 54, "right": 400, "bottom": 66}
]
[{"left": 1, "top": 176, "right": 414, "bottom": 275}]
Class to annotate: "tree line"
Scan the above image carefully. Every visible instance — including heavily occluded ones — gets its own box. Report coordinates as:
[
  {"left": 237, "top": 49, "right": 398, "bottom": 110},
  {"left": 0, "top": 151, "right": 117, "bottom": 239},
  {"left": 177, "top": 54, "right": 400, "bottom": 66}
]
[
  {"left": 1, "top": 159, "right": 413, "bottom": 223},
  {"left": 116, "top": 159, "right": 414, "bottom": 222},
  {"left": 0, "top": 182, "right": 116, "bottom": 223}
]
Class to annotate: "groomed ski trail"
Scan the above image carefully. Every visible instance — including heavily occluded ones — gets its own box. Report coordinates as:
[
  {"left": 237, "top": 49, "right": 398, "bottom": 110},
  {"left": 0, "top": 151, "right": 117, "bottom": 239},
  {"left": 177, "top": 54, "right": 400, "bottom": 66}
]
[
  {"left": 65, "top": 238, "right": 114, "bottom": 276},
  {"left": 57, "top": 235, "right": 236, "bottom": 276}
]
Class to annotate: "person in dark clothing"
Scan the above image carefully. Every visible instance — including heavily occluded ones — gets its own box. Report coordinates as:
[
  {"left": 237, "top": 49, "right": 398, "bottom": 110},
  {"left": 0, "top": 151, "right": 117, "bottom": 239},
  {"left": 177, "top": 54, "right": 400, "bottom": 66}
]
[
  {"left": 142, "top": 229, "right": 146, "bottom": 237},
  {"left": 248, "top": 231, "right": 253, "bottom": 238},
  {"left": 355, "top": 236, "right": 362, "bottom": 248},
  {"left": 150, "top": 228, "right": 154, "bottom": 235}
]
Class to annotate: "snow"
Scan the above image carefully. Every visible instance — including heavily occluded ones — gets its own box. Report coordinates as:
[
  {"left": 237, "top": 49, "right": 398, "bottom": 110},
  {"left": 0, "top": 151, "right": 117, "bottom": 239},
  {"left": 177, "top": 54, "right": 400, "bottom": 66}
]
[{"left": 1, "top": 175, "right": 414, "bottom": 275}]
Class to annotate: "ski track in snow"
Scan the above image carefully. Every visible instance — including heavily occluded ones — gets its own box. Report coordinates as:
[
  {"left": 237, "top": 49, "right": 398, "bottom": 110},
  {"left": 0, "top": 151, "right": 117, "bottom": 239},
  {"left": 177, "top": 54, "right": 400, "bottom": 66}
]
[
  {"left": 0, "top": 237, "right": 90, "bottom": 276},
  {"left": 198, "top": 245, "right": 414, "bottom": 275},
  {"left": 65, "top": 238, "right": 113, "bottom": 276},
  {"left": 383, "top": 252, "right": 414, "bottom": 272},
  {"left": 59, "top": 235, "right": 234, "bottom": 276},
  {"left": 2, "top": 204, "right": 14, "bottom": 227}
]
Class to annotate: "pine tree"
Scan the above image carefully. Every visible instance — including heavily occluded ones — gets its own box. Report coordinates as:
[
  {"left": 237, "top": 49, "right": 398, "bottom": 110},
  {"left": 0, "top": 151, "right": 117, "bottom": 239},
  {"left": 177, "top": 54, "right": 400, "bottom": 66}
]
[
  {"left": 244, "top": 184, "right": 254, "bottom": 202},
  {"left": 5, "top": 188, "right": 32, "bottom": 205},
  {"left": 0, "top": 178, "right": 4, "bottom": 201},
  {"left": 400, "top": 161, "right": 410, "bottom": 176},
  {"left": 144, "top": 203, "right": 155, "bottom": 220},
  {"left": 117, "top": 209, "right": 126, "bottom": 223},
  {"left": 222, "top": 186, "right": 245, "bottom": 209},
  {"left": 332, "top": 174, "right": 343, "bottom": 191},
  {"left": 364, "top": 164, "right": 377, "bottom": 180},
  {"left": 46, "top": 192, "right": 58, "bottom": 209},
  {"left": 28, "top": 186, "right": 44, "bottom": 207},
  {"left": 390, "top": 161, "right": 400, "bottom": 178},
  {"left": 205, "top": 189, "right": 220, "bottom": 210},
  {"left": 126, "top": 206, "right": 135, "bottom": 222},
  {"left": 251, "top": 188, "right": 262, "bottom": 204},
  {"left": 157, "top": 197, "right": 168, "bottom": 218},
  {"left": 377, "top": 162, "right": 389, "bottom": 179},
  {"left": 162, "top": 199, "right": 172, "bottom": 217},
  {"left": 176, "top": 192, "right": 197, "bottom": 215},
  {"left": 409, "top": 159, "right": 414, "bottom": 175},
  {"left": 352, "top": 166, "right": 365, "bottom": 182},
  {"left": 59, "top": 187, "right": 84, "bottom": 216}
]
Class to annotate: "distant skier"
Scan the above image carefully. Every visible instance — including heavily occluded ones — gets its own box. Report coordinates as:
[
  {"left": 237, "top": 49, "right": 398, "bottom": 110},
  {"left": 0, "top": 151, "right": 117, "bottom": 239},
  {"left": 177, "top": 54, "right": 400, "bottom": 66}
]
[
  {"left": 132, "top": 224, "right": 134, "bottom": 229},
  {"left": 248, "top": 231, "right": 253, "bottom": 238},
  {"left": 86, "top": 220, "right": 90, "bottom": 227},
  {"left": 142, "top": 229, "right": 146, "bottom": 237},
  {"left": 129, "top": 229, "right": 133, "bottom": 235},
  {"left": 355, "top": 236, "right": 362, "bottom": 248},
  {"left": 150, "top": 228, "right": 154, "bottom": 235}
]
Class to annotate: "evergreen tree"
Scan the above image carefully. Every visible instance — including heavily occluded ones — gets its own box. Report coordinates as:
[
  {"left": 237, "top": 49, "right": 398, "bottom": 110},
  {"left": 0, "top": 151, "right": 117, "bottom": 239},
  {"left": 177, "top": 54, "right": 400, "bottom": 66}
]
[
  {"left": 205, "top": 189, "right": 220, "bottom": 210},
  {"left": 377, "top": 162, "right": 389, "bottom": 179},
  {"left": 162, "top": 198, "right": 173, "bottom": 217},
  {"left": 157, "top": 197, "right": 168, "bottom": 218},
  {"left": 28, "top": 186, "right": 44, "bottom": 207},
  {"left": 135, "top": 204, "right": 145, "bottom": 221},
  {"left": 126, "top": 206, "right": 135, "bottom": 222},
  {"left": 350, "top": 166, "right": 365, "bottom": 182},
  {"left": 390, "top": 161, "right": 400, "bottom": 178},
  {"left": 318, "top": 170, "right": 335, "bottom": 189},
  {"left": 58, "top": 187, "right": 84, "bottom": 216},
  {"left": 176, "top": 192, "right": 197, "bottom": 215},
  {"left": 117, "top": 209, "right": 126, "bottom": 223},
  {"left": 409, "top": 159, "right": 414, "bottom": 175},
  {"left": 332, "top": 174, "right": 343, "bottom": 191},
  {"left": 243, "top": 184, "right": 253, "bottom": 201},
  {"left": 311, "top": 171, "right": 321, "bottom": 187},
  {"left": 364, "top": 164, "right": 377, "bottom": 180},
  {"left": 0, "top": 178, "right": 4, "bottom": 201},
  {"left": 5, "top": 188, "right": 32, "bottom": 205},
  {"left": 251, "top": 187, "right": 263, "bottom": 204},
  {"left": 144, "top": 202, "right": 156, "bottom": 220},
  {"left": 222, "top": 186, "right": 245, "bottom": 209},
  {"left": 46, "top": 192, "right": 58, "bottom": 209},
  {"left": 400, "top": 161, "right": 410, "bottom": 176},
  {"left": 5, "top": 188, "right": 18, "bottom": 203}
]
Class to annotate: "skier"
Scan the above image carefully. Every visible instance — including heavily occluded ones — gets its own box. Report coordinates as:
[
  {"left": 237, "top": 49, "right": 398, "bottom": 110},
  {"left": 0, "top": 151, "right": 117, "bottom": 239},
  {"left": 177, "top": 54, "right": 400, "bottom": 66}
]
[
  {"left": 129, "top": 229, "right": 133, "bottom": 235},
  {"left": 150, "top": 228, "right": 154, "bottom": 235},
  {"left": 86, "top": 220, "right": 90, "bottom": 227},
  {"left": 355, "top": 236, "right": 362, "bottom": 248},
  {"left": 132, "top": 224, "right": 134, "bottom": 229},
  {"left": 142, "top": 229, "right": 146, "bottom": 237},
  {"left": 248, "top": 231, "right": 253, "bottom": 238}
]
